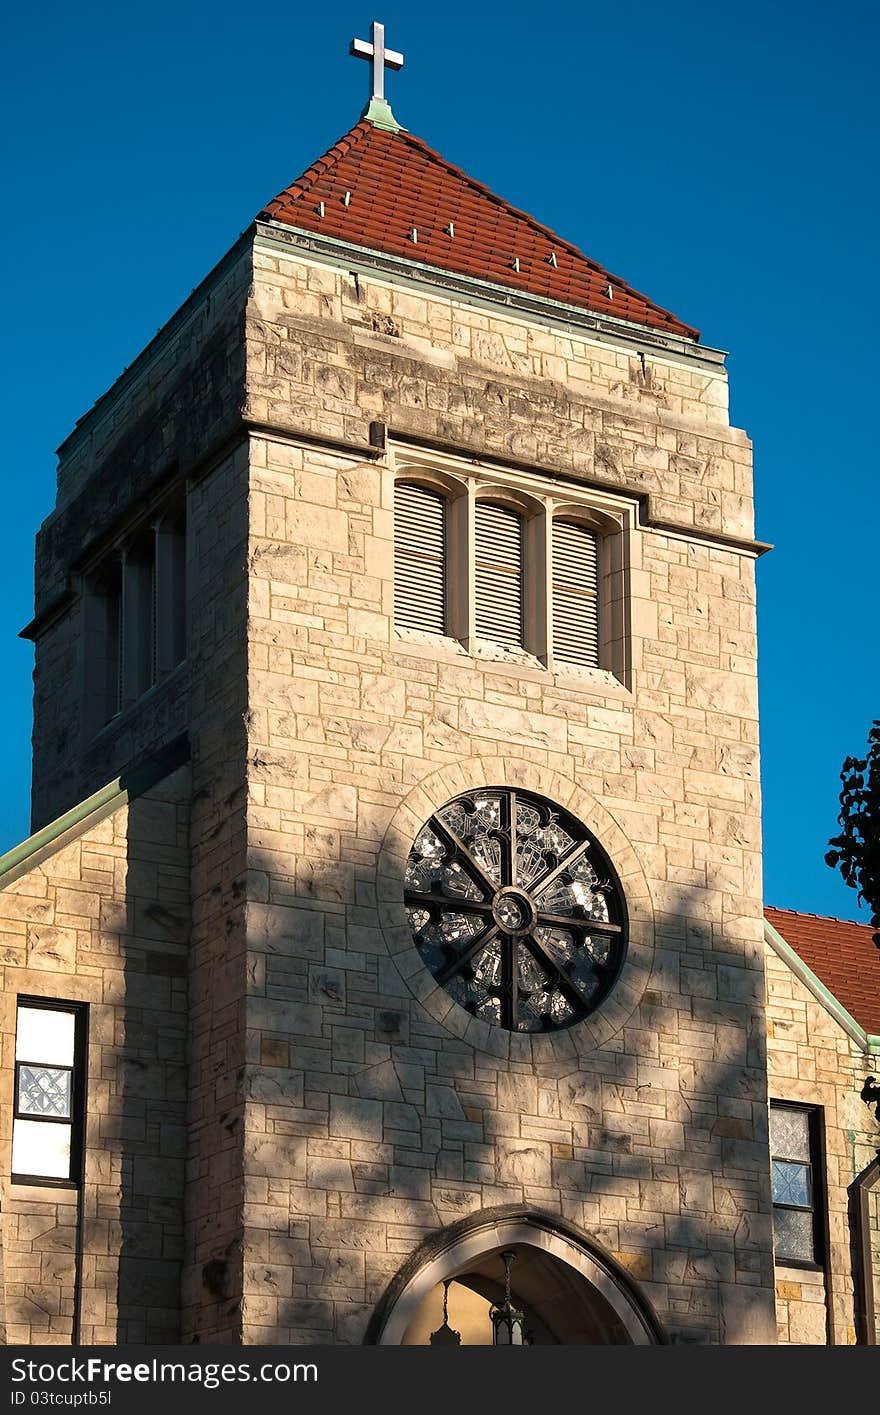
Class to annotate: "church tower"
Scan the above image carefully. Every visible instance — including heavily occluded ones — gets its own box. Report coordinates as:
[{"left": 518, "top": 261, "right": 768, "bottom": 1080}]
[{"left": 3, "top": 25, "right": 779, "bottom": 1344}]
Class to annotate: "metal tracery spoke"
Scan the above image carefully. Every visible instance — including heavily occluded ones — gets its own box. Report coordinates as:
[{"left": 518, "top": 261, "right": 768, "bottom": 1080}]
[
  {"left": 428, "top": 813, "right": 499, "bottom": 897},
  {"left": 405, "top": 787, "right": 626, "bottom": 1033},
  {"left": 435, "top": 924, "right": 500, "bottom": 986},
  {"left": 528, "top": 838, "right": 590, "bottom": 897}
]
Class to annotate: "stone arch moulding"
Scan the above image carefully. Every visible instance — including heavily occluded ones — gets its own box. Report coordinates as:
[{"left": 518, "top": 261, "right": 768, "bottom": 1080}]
[
  {"left": 471, "top": 480, "right": 545, "bottom": 520},
  {"left": 376, "top": 755, "right": 656, "bottom": 1064},
  {"left": 549, "top": 498, "right": 625, "bottom": 536},
  {"left": 364, "top": 1205, "right": 666, "bottom": 1346},
  {"left": 391, "top": 460, "right": 469, "bottom": 501}
]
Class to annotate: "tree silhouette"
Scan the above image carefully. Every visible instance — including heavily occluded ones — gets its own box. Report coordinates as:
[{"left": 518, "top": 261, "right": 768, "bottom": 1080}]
[{"left": 826, "top": 721, "right": 880, "bottom": 950}]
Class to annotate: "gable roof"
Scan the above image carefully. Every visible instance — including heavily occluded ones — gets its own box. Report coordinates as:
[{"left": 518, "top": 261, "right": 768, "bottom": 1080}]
[
  {"left": 259, "top": 121, "right": 700, "bottom": 342},
  {"left": 764, "top": 905, "right": 880, "bottom": 1036},
  {"left": 0, "top": 736, "right": 190, "bottom": 893}
]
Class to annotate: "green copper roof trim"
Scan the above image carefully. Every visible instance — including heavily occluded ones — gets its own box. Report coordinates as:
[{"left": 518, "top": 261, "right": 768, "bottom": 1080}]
[
  {"left": 764, "top": 917, "right": 879, "bottom": 1054},
  {"left": 253, "top": 223, "right": 721, "bottom": 368},
  {"left": 0, "top": 735, "right": 189, "bottom": 892},
  {"left": 363, "top": 96, "right": 402, "bottom": 132}
]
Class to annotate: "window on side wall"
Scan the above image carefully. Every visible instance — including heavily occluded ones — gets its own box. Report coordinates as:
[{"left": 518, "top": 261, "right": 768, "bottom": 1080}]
[
  {"left": 770, "top": 1101, "right": 824, "bottom": 1267},
  {"left": 12, "top": 999, "right": 87, "bottom": 1186},
  {"left": 83, "top": 493, "right": 187, "bottom": 734}
]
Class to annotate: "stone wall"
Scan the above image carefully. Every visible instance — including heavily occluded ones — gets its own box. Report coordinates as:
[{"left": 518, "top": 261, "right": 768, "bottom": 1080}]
[
  {"left": 17, "top": 226, "right": 786, "bottom": 1345},
  {"left": 764, "top": 941, "right": 879, "bottom": 1344},
  {"left": 179, "top": 444, "right": 251, "bottom": 1344},
  {"left": 236, "top": 244, "right": 776, "bottom": 1345},
  {"left": 870, "top": 1183, "right": 880, "bottom": 1343},
  {"left": 24, "top": 230, "right": 255, "bottom": 1339},
  {"left": 246, "top": 236, "right": 754, "bottom": 541},
  {"left": 22, "top": 424, "right": 253, "bottom": 1344},
  {"left": 29, "top": 245, "right": 251, "bottom": 832},
  {"left": 0, "top": 768, "right": 190, "bottom": 1343}
]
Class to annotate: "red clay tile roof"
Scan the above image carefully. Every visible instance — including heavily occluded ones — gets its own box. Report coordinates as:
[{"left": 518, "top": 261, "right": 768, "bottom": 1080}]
[
  {"left": 765, "top": 906, "right": 880, "bottom": 1035},
  {"left": 260, "top": 121, "right": 699, "bottom": 341}
]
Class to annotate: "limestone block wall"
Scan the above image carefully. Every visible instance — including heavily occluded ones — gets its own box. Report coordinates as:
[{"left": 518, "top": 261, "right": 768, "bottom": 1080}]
[
  {"left": 0, "top": 768, "right": 190, "bottom": 1344},
  {"left": 238, "top": 243, "right": 775, "bottom": 1344},
  {"left": 25, "top": 216, "right": 255, "bottom": 1331},
  {"left": 23, "top": 424, "right": 253, "bottom": 1343},
  {"left": 764, "top": 944, "right": 880, "bottom": 1344},
  {"left": 179, "top": 443, "right": 252, "bottom": 1345},
  {"left": 870, "top": 1184, "right": 880, "bottom": 1343},
  {"left": 30, "top": 606, "right": 191, "bottom": 843},
  {"left": 16, "top": 226, "right": 780, "bottom": 1345},
  {"left": 29, "top": 245, "right": 252, "bottom": 832},
  {"left": 53, "top": 246, "right": 252, "bottom": 517},
  {"left": 246, "top": 236, "right": 755, "bottom": 542}
]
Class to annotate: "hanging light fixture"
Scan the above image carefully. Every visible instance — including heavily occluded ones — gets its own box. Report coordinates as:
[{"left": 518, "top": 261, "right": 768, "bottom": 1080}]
[
  {"left": 430, "top": 1279, "right": 462, "bottom": 1345},
  {"left": 490, "top": 1251, "right": 527, "bottom": 1345}
]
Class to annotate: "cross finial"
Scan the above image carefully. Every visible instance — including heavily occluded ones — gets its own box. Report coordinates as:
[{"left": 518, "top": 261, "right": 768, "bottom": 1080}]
[{"left": 350, "top": 20, "right": 404, "bottom": 132}]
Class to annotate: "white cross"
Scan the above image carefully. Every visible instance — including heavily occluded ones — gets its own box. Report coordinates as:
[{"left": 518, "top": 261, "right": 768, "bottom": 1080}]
[{"left": 349, "top": 20, "right": 404, "bottom": 104}]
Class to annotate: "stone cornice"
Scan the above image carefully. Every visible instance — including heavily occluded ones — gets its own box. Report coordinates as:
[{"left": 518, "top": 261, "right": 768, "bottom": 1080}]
[
  {"left": 254, "top": 221, "right": 728, "bottom": 374},
  {"left": 384, "top": 426, "right": 772, "bottom": 558},
  {"left": 55, "top": 234, "right": 253, "bottom": 463}
]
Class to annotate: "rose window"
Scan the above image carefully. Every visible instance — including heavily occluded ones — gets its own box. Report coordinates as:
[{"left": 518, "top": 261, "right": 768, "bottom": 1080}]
[{"left": 404, "top": 789, "right": 626, "bottom": 1032}]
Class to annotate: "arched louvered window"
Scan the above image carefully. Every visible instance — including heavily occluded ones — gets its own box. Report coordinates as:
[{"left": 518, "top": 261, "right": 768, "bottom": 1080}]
[
  {"left": 474, "top": 502, "right": 524, "bottom": 648},
  {"left": 394, "top": 482, "right": 447, "bottom": 634},
  {"left": 552, "top": 519, "right": 600, "bottom": 667}
]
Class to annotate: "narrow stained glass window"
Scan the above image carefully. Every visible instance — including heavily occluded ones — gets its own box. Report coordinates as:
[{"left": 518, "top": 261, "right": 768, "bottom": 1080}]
[
  {"left": 770, "top": 1102, "right": 822, "bottom": 1266},
  {"left": 12, "top": 1001, "right": 85, "bottom": 1186}
]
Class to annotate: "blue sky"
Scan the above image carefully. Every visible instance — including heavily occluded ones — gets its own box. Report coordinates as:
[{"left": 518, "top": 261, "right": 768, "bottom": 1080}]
[{"left": 1, "top": 0, "right": 877, "bottom": 923}]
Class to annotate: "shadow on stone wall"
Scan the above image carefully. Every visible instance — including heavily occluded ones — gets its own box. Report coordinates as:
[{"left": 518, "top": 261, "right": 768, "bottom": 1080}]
[
  {"left": 112, "top": 781, "right": 190, "bottom": 1341},
  {"left": 237, "top": 853, "right": 779, "bottom": 1346}
]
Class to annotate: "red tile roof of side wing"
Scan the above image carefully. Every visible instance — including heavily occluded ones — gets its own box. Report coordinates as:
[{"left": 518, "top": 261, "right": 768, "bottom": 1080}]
[
  {"left": 765, "top": 906, "right": 880, "bottom": 1035},
  {"left": 259, "top": 121, "right": 700, "bottom": 341}
]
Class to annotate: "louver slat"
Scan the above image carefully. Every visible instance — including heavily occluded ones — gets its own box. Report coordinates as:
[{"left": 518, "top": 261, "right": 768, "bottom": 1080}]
[
  {"left": 475, "top": 503, "right": 524, "bottom": 648},
  {"left": 552, "top": 521, "right": 600, "bottom": 666},
  {"left": 394, "top": 483, "right": 446, "bottom": 634}
]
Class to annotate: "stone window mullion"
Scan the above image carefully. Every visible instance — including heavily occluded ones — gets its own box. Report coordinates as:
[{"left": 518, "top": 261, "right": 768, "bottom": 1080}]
[
  {"left": 527, "top": 504, "right": 551, "bottom": 667},
  {"left": 452, "top": 481, "right": 476, "bottom": 652}
]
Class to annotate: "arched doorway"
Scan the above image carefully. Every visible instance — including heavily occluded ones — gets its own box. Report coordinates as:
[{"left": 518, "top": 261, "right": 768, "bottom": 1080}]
[{"left": 367, "top": 1208, "right": 664, "bottom": 1345}]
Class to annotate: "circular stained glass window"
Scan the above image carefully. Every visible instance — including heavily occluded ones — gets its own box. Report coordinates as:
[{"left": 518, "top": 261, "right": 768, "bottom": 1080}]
[{"left": 404, "top": 788, "right": 627, "bottom": 1032}]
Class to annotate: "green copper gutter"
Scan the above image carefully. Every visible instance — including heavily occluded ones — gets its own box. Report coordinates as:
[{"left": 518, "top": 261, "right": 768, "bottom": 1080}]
[
  {"left": 252, "top": 222, "right": 727, "bottom": 372},
  {"left": 764, "top": 917, "right": 880, "bottom": 1056},
  {"left": 0, "top": 735, "right": 189, "bottom": 891}
]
